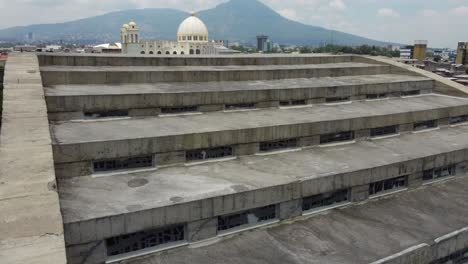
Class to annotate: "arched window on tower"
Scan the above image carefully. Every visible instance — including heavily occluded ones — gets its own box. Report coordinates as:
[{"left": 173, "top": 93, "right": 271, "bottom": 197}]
[
  {"left": 131, "top": 34, "right": 134, "bottom": 43},
  {"left": 124, "top": 35, "right": 128, "bottom": 43},
  {"left": 157, "top": 51, "right": 162, "bottom": 54},
  {"left": 181, "top": 51, "right": 185, "bottom": 55},
  {"left": 166, "top": 51, "right": 170, "bottom": 55},
  {"left": 149, "top": 51, "right": 154, "bottom": 54},
  {"left": 135, "top": 35, "right": 138, "bottom": 43}
]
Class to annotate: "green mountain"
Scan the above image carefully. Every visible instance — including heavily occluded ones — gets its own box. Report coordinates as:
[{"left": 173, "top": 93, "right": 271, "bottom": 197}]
[{"left": 0, "top": 0, "right": 387, "bottom": 46}]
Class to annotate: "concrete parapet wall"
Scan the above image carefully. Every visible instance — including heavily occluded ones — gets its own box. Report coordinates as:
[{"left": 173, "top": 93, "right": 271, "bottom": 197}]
[{"left": 37, "top": 54, "right": 358, "bottom": 67}]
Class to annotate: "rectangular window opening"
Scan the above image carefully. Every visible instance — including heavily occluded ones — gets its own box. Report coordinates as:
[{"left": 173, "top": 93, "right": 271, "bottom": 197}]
[
  {"left": 430, "top": 247, "right": 468, "bottom": 264},
  {"left": 93, "top": 155, "right": 153, "bottom": 173},
  {"left": 217, "top": 205, "right": 277, "bottom": 232},
  {"left": 370, "top": 125, "right": 400, "bottom": 138},
  {"left": 366, "top": 93, "right": 388, "bottom": 100},
  {"left": 401, "top": 90, "right": 421, "bottom": 97},
  {"left": 259, "top": 138, "right": 298, "bottom": 152},
  {"left": 161, "top": 106, "right": 198, "bottom": 114},
  {"left": 320, "top": 131, "right": 355, "bottom": 145},
  {"left": 302, "top": 189, "right": 349, "bottom": 212},
  {"left": 186, "top": 146, "right": 233, "bottom": 162},
  {"left": 423, "top": 164, "right": 457, "bottom": 181},
  {"left": 325, "top": 97, "right": 351, "bottom": 103},
  {"left": 84, "top": 110, "right": 129, "bottom": 119},
  {"left": 106, "top": 225, "right": 185, "bottom": 257},
  {"left": 225, "top": 103, "right": 256, "bottom": 111},
  {"left": 279, "top": 100, "right": 307, "bottom": 107},
  {"left": 450, "top": 115, "right": 468, "bottom": 125},
  {"left": 413, "top": 120, "right": 438, "bottom": 131},
  {"left": 369, "top": 176, "right": 407, "bottom": 196}
]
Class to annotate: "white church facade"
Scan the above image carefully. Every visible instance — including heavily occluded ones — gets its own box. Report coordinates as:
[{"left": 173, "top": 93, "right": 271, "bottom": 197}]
[{"left": 120, "top": 13, "right": 233, "bottom": 56}]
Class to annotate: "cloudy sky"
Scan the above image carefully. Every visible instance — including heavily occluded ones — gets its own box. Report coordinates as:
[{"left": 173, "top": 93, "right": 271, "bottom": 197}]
[{"left": 0, "top": 0, "right": 467, "bottom": 48}]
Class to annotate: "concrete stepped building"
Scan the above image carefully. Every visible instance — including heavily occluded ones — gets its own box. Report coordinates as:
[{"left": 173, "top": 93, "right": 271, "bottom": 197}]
[{"left": 2, "top": 52, "right": 468, "bottom": 264}]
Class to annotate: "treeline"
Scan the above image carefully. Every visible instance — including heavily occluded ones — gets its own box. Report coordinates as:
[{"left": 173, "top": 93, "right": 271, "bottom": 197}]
[{"left": 301, "top": 44, "right": 400, "bottom": 57}]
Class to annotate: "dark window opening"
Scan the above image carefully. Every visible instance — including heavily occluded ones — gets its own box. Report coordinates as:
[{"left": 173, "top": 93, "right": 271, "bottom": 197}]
[
  {"left": 106, "top": 225, "right": 185, "bottom": 257},
  {"left": 369, "top": 176, "right": 407, "bottom": 196},
  {"left": 218, "top": 205, "right": 276, "bottom": 232},
  {"left": 401, "top": 90, "right": 421, "bottom": 96},
  {"left": 423, "top": 164, "right": 456, "bottom": 181},
  {"left": 165, "top": 51, "right": 170, "bottom": 55},
  {"left": 160, "top": 106, "right": 198, "bottom": 114},
  {"left": 186, "top": 146, "right": 233, "bottom": 162},
  {"left": 140, "top": 51, "right": 145, "bottom": 54},
  {"left": 370, "top": 125, "right": 400, "bottom": 137},
  {"left": 325, "top": 97, "right": 351, "bottom": 103},
  {"left": 302, "top": 189, "right": 349, "bottom": 212},
  {"left": 279, "top": 100, "right": 307, "bottom": 106},
  {"left": 189, "top": 49, "right": 194, "bottom": 55},
  {"left": 259, "top": 138, "right": 298, "bottom": 152},
  {"left": 225, "top": 103, "right": 256, "bottom": 111},
  {"left": 320, "top": 131, "right": 355, "bottom": 144},
  {"left": 450, "top": 115, "right": 468, "bottom": 125},
  {"left": 149, "top": 51, "right": 154, "bottom": 54},
  {"left": 84, "top": 110, "right": 129, "bottom": 119},
  {"left": 93, "top": 156, "right": 153, "bottom": 173},
  {"left": 414, "top": 120, "right": 438, "bottom": 131},
  {"left": 366, "top": 93, "right": 388, "bottom": 100},
  {"left": 195, "top": 49, "right": 201, "bottom": 54},
  {"left": 430, "top": 247, "right": 468, "bottom": 264}
]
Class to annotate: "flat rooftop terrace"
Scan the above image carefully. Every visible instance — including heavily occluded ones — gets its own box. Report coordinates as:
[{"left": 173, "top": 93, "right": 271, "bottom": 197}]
[
  {"left": 121, "top": 175, "right": 468, "bottom": 264},
  {"left": 59, "top": 124, "right": 468, "bottom": 224},
  {"left": 51, "top": 94, "right": 468, "bottom": 145},
  {"left": 45, "top": 74, "right": 431, "bottom": 96}
]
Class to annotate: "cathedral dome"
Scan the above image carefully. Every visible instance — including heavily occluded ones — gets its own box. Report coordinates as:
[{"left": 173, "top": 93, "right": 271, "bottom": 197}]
[{"left": 177, "top": 13, "right": 209, "bottom": 43}]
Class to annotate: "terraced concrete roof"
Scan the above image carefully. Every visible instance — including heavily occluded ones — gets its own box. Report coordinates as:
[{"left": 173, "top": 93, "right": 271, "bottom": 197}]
[{"left": 59, "top": 124, "right": 468, "bottom": 223}]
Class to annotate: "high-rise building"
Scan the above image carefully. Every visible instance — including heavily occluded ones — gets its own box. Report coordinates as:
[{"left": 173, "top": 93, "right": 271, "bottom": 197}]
[
  {"left": 256, "top": 35, "right": 269, "bottom": 52},
  {"left": 413, "top": 40, "right": 428, "bottom": 61},
  {"left": 456, "top": 42, "right": 468, "bottom": 65}
]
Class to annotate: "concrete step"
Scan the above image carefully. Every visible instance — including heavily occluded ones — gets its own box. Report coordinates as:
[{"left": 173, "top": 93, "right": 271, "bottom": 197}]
[
  {"left": 45, "top": 74, "right": 434, "bottom": 120},
  {"left": 40, "top": 63, "right": 391, "bottom": 86},
  {"left": 38, "top": 54, "right": 364, "bottom": 67},
  {"left": 58, "top": 124, "right": 468, "bottom": 251},
  {"left": 50, "top": 94, "right": 468, "bottom": 178}
]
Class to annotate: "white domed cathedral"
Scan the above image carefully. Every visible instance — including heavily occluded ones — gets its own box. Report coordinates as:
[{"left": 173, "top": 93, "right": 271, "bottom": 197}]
[{"left": 121, "top": 13, "right": 233, "bottom": 55}]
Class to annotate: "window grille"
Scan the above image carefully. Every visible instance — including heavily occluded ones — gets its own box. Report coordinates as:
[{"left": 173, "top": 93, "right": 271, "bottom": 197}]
[
  {"left": 370, "top": 125, "right": 399, "bottom": 137},
  {"left": 259, "top": 138, "right": 298, "bottom": 152},
  {"left": 218, "top": 205, "right": 276, "bottom": 232},
  {"left": 302, "top": 189, "right": 349, "bottom": 212},
  {"left": 93, "top": 156, "right": 153, "bottom": 172},
  {"left": 320, "top": 131, "right": 354, "bottom": 144},
  {"left": 186, "top": 146, "right": 233, "bottom": 162},
  {"left": 161, "top": 106, "right": 198, "bottom": 114},
  {"left": 366, "top": 93, "right": 387, "bottom": 100},
  {"left": 449, "top": 115, "right": 468, "bottom": 125},
  {"left": 423, "top": 165, "right": 456, "bottom": 181},
  {"left": 429, "top": 247, "right": 468, "bottom": 264},
  {"left": 413, "top": 120, "right": 438, "bottom": 131},
  {"left": 369, "top": 176, "right": 407, "bottom": 196},
  {"left": 279, "top": 100, "right": 306, "bottom": 106},
  {"left": 84, "top": 110, "right": 129, "bottom": 118},
  {"left": 325, "top": 97, "right": 351, "bottom": 103},
  {"left": 106, "top": 225, "right": 185, "bottom": 257},
  {"left": 401, "top": 90, "right": 421, "bottom": 96}
]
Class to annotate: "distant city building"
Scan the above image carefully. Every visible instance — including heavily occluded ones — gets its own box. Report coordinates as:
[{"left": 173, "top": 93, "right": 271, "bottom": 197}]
[
  {"left": 121, "top": 13, "right": 234, "bottom": 56},
  {"left": 387, "top": 45, "right": 400, "bottom": 51},
  {"left": 45, "top": 45, "right": 63, "bottom": 52},
  {"left": 456, "top": 42, "right": 468, "bottom": 65},
  {"left": 256, "top": 35, "right": 269, "bottom": 52},
  {"left": 400, "top": 45, "right": 414, "bottom": 59},
  {"left": 413, "top": 40, "right": 428, "bottom": 61},
  {"left": 27, "top": 32, "right": 34, "bottom": 42},
  {"left": 94, "top": 43, "right": 122, "bottom": 54},
  {"left": 13, "top": 45, "right": 37, "bottom": 52}
]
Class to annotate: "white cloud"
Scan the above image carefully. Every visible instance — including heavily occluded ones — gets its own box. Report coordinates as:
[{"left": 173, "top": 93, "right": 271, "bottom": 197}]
[
  {"left": 329, "top": 0, "right": 346, "bottom": 11},
  {"left": 377, "top": 8, "right": 400, "bottom": 18},
  {"left": 278, "top": 8, "right": 299, "bottom": 20},
  {"left": 450, "top": 6, "right": 468, "bottom": 16}
]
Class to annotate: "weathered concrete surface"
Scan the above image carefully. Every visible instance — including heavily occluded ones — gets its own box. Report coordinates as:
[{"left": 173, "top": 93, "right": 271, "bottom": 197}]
[
  {"left": 366, "top": 56, "right": 468, "bottom": 98},
  {"left": 44, "top": 74, "right": 432, "bottom": 113},
  {"left": 119, "top": 176, "right": 468, "bottom": 264},
  {"left": 58, "top": 125, "right": 468, "bottom": 225},
  {"left": 40, "top": 63, "right": 391, "bottom": 85},
  {"left": 0, "top": 53, "right": 66, "bottom": 263},
  {"left": 37, "top": 53, "right": 359, "bottom": 67}
]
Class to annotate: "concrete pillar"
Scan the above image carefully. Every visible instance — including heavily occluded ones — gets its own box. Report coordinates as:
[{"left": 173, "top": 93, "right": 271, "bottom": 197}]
[
  {"left": 299, "top": 136, "right": 320, "bottom": 148},
  {"left": 187, "top": 218, "right": 218, "bottom": 242},
  {"left": 198, "top": 104, "right": 224, "bottom": 113},
  {"left": 307, "top": 98, "right": 326, "bottom": 105},
  {"left": 400, "top": 123, "right": 414, "bottom": 134},
  {"left": 66, "top": 241, "right": 107, "bottom": 264},
  {"left": 438, "top": 117, "right": 450, "bottom": 128},
  {"left": 155, "top": 151, "right": 186, "bottom": 166},
  {"left": 55, "top": 161, "right": 93, "bottom": 179},
  {"left": 256, "top": 101, "right": 279, "bottom": 109},
  {"left": 351, "top": 95, "right": 366, "bottom": 101},
  {"left": 279, "top": 199, "right": 303, "bottom": 220},
  {"left": 235, "top": 143, "right": 260, "bottom": 156},
  {"left": 129, "top": 108, "right": 161, "bottom": 117},
  {"left": 48, "top": 111, "right": 84, "bottom": 121},
  {"left": 408, "top": 172, "right": 423, "bottom": 188},
  {"left": 350, "top": 184, "right": 370, "bottom": 202},
  {"left": 355, "top": 129, "right": 371, "bottom": 141}
]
